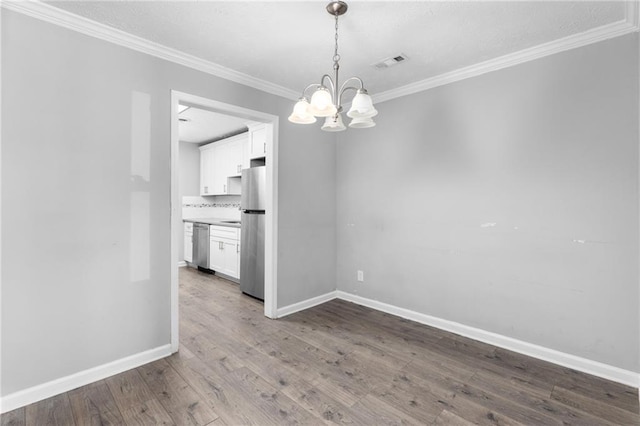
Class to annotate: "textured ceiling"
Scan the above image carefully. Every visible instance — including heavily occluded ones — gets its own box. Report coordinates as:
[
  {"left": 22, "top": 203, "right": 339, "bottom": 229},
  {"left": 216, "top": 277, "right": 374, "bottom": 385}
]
[{"left": 46, "top": 1, "right": 625, "bottom": 96}]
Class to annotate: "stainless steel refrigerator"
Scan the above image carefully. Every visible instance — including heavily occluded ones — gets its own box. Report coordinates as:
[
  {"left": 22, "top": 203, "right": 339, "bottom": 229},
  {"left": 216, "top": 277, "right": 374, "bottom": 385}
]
[{"left": 240, "top": 166, "right": 266, "bottom": 300}]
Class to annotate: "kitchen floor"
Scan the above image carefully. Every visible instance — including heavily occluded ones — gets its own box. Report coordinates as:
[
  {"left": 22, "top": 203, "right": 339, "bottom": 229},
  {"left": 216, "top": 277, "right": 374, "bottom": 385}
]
[{"left": 2, "top": 267, "right": 638, "bottom": 425}]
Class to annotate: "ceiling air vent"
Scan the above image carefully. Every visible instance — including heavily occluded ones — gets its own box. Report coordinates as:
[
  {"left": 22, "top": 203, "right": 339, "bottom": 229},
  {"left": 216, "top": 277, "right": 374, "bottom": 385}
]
[{"left": 372, "top": 53, "right": 408, "bottom": 70}]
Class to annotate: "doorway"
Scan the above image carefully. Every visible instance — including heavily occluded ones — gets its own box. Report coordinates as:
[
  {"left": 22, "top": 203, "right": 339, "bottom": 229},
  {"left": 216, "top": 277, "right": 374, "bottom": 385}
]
[{"left": 169, "top": 90, "right": 279, "bottom": 352}]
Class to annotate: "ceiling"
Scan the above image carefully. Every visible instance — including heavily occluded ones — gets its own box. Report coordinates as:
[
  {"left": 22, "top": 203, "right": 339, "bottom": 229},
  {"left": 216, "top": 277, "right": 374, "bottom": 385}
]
[
  {"left": 45, "top": 1, "right": 626, "bottom": 97},
  {"left": 179, "top": 106, "right": 252, "bottom": 144}
]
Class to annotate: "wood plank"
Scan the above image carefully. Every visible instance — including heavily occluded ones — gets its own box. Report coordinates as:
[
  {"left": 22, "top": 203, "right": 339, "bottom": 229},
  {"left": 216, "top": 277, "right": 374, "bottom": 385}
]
[
  {"left": 468, "top": 369, "right": 620, "bottom": 426},
  {"left": 433, "top": 410, "right": 476, "bottom": 426},
  {"left": 276, "top": 314, "right": 411, "bottom": 371},
  {"left": 105, "top": 369, "right": 156, "bottom": 412},
  {"left": 401, "top": 359, "right": 474, "bottom": 394},
  {"left": 68, "top": 380, "right": 124, "bottom": 426},
  {"left": 560, "top": 380, "right": 639, "bottom": 415},
  {"left": 118, "top": 398, "right": 175, "bottom": 426},
  {"left": 221, "top": 367, "right": 319, "bottom": 425},
  {"left": 105, "top": 368, "right": 174, "bottom": 425},
  {"left": 347, "top": 394, "right": 423, "bottom": 425},
  {"left": 551, "top": 385, "right": 640, "bottom": 426},
  {"left": 166, "top": 348, "right": 269, "bottom": 425},
  {"left": 293, "top": 307, "right": 446, "bottom": 367},
  {"left": 181, "top": 331, "right": 246, "bottom": 375},
  {"left": 436, "top": 395, "right": 527, "bottom": 426},
  {"left": 205, "top": 417, "right": 228, "bottom": 425},
  {"left": 25, "top": 394, "right": 76, "bottom": 426},
  {"left": 242, "top": 330, "right": 363, "bottom": 407},
  {"left": 259, "top": 330, "right": 388, "bottom": 402},
  {"left": 278, "top": 377, "right": 361, "bottom": 425},
  {"left": 476, "top": 348, "right": 639, "bottom": 415},
  {"left": 137, "top": 358, "right": 218, "bottom": 426},
  {"left": 0, "top": 408, "right": 25, "bottom": 426},
  {"left": 451, "top": 383, "right": 563, "bottom": 425},
  {"left": 369, "top": 371, "right": 452, "bottom": 424}
]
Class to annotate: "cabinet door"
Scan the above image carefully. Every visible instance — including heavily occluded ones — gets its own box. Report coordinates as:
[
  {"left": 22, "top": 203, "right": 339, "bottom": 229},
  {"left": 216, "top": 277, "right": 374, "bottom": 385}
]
[
  {"left": 213, "top": 143, "right": 229, "bottom": 195},
  {"left": 209, "top": 238, "right": 224, "bottom": 271},
  {"left": 242, "top": 136, "right": 251, "bottom": 169},
  {"left": 222, "top": 240, "right": 240, "bottom": 278},
  {"left": 249, "top": 125, "right": 267, "bottom": 159},
  {"left": 184, "top": 233, "right": 193, "bottom": 263},
  {"left": 209, "top": 237, "right": 239, "bottom": 278},
  {"left": 228, "top": 138, "right": 244, "bottom": 176},
  {"left": 200, "top": 147, "right": 215, "bottom": 195},
  {"left": 237, "top": 229, "right": 241, "bottom": 277}
]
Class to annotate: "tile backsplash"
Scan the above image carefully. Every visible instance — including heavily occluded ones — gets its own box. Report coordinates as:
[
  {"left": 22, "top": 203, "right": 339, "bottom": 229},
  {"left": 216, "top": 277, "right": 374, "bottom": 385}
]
[{"left": 182, "top": 196, "right": 241, "bottom": 220}]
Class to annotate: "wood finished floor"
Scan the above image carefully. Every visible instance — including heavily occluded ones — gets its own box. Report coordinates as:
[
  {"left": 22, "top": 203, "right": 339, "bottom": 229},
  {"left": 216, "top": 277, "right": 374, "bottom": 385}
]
[{"left": 2, "top": 267, "right": 639, "bottom": 425}]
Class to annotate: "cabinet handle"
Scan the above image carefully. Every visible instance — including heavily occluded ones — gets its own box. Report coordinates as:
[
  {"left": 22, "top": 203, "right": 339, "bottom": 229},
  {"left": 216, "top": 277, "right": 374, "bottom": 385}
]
[
  {"left": 237, "top": 244, "right": 239, "bottom": 254},
  {"left": 204, "top": 186, "right": 208, "bottom": 194},
  {"left": 224, "top": 184, "right": 226, "bottom": 193},
  {"left": 237, "top": 164, "right": 241, "bottom": 173},
  {"left": 219, "top": 242, "right": 223, "bottom": 250},
  {"left": 263, "top": 142, "right": 266, "bottom": 153}
]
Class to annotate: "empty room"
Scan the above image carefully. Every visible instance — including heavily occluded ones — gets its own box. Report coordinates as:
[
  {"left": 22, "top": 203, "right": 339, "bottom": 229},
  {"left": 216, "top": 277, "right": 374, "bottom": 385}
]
[{"left": 1, "top": 1, "right": 639, "bottom": 425}]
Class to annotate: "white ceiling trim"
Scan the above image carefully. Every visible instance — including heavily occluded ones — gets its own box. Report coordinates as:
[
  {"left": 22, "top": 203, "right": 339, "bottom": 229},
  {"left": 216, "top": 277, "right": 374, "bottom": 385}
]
[
  {"left": 374, "top": 11, "right": 639, "bottom": 104},
  {"left": 3, "top": 1, "right": 638, "bottom": 106},
  {"left": 1, "top": 0, "right": 300, "bottom": 101}
]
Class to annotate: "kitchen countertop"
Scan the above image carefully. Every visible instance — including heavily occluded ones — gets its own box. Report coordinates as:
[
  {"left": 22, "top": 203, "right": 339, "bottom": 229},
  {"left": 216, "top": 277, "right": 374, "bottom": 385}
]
[{"left": 183, "top": 218, "right": 241, "bottom": 228}]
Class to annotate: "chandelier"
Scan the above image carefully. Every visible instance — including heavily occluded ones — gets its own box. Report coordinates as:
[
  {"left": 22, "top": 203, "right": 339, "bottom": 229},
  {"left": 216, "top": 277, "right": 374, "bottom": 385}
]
[{"left": 288, "top": 1, "right": 377, "bottom": 132}]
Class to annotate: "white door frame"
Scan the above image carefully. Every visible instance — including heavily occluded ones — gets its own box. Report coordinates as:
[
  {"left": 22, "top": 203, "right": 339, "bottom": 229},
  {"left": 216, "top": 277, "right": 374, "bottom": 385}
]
[{"left": 170, "top": 90, "right": 279, "bottom": 352}]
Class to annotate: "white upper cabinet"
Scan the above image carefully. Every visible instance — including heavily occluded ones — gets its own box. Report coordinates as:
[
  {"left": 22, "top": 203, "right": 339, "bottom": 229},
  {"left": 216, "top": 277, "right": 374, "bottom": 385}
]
[
  {"left": 228, "top": 138, "right": 243, "bottom": 177},
  {"left": 248, "top": 123, "right": 267, "bottom": 159},
  {"left": 199, "top": 145, "right": 215, "bottom": 196},
  {"left": 199, "top": 132, "right": 247, "bottom": 196}
]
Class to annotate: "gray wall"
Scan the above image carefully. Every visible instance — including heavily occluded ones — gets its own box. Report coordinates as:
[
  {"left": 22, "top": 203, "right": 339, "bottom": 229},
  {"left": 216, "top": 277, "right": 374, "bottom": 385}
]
[
  {"left": 1, "top": 9, "right": 336, "bottom": 396},
  {"left": 337, "top": 34, "right": 639, "bottom": 372},
  {"left": 179, "top": 142, "right": 200, "bottom": 198}
]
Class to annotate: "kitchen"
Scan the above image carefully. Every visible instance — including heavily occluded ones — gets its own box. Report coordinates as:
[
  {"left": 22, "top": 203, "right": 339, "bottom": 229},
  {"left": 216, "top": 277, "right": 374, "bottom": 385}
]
[{"left": 178, "top": 104, "right": 270, "bottom": 300}]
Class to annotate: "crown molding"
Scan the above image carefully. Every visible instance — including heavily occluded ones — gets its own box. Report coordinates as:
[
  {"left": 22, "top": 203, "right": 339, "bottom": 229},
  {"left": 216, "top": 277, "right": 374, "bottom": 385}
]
[
  {"left": 1, "top": 0, "right": 300, "bottom": 101},
  {"left": 373, "top": 13, "right": 640, "bottom": 104},
  {"left": 626, "top": 0, "right": 639, "bottom": 29}
]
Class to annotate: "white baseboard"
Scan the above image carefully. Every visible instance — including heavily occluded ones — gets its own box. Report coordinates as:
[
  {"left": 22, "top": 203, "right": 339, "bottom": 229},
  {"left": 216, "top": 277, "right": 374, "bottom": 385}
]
[
  {"left": 177, "top": 261, "right": 187, "bottom": 267},
  {"left": 0, "top": 344, "right": 172, "bottom": 413},
  {"left": 276, "top": 290, "right": 337, "bottom": 318},
  {"left": 336, "top": 291, "right": 639, "bottom": 389}
]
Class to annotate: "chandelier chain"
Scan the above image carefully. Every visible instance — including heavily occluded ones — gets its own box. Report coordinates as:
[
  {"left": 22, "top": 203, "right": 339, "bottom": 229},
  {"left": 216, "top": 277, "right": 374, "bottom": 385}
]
[{"left": 333, "top": 14, "right": 340, "bottom": 69}]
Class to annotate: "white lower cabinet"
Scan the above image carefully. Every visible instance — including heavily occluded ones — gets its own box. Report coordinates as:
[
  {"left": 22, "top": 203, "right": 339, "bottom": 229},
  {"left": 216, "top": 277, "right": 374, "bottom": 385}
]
[
  {"left": 209, "top": 225, "right": 240, "bottom": 279},
  {"left": 184, "top": 222, "right": 193, "bottom": 263}
]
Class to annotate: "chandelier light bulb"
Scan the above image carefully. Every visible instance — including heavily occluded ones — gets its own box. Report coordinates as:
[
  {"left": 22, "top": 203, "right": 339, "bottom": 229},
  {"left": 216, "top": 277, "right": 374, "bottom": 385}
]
[
  {"left": 321, "top": 113, "right": 346, "bottom": 132},
  {"left": 348, "top": 116, "right": 376, "bottom": 128},
  {"left": 308, "top": 87, "right": 337, "bottom": 117},
  {"left": 288, "top": 98, "right": 317, "bottom": 124},
  {"left": 347, "top": 90, "right": 377, "bottom": 118}
]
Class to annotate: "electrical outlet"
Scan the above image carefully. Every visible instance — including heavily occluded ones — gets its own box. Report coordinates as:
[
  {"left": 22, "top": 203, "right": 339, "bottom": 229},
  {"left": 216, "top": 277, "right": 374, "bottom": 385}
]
[{"left": 357, "top": 270, "right": 364, "bottom": 282}]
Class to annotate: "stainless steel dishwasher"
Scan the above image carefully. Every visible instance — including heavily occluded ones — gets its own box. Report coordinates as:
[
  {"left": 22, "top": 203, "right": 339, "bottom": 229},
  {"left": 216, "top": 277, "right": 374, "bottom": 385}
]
[{"left": 192, "top": 223, "right": 210, "bottom": 270}]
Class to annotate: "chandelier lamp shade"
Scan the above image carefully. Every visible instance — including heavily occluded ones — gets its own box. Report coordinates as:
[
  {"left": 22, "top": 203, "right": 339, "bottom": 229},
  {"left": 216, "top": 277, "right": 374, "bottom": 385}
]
[{"left": 288, "top": 1, "right": 377, "bottom": 131}]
